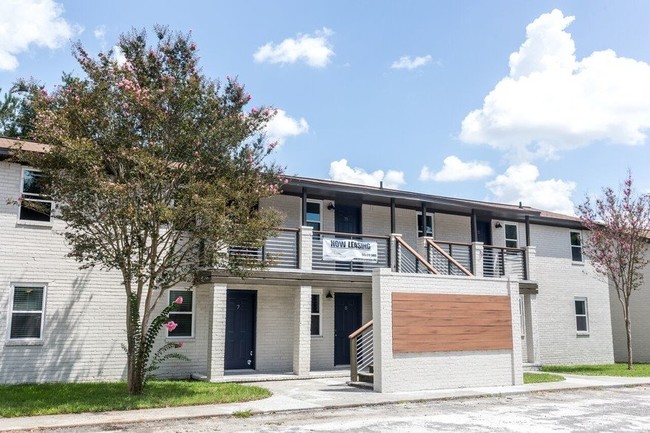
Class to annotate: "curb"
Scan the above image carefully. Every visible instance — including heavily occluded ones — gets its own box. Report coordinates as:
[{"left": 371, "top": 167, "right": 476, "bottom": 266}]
[{"left": 2, "top": 379, "right": 649, "bottom": 432}]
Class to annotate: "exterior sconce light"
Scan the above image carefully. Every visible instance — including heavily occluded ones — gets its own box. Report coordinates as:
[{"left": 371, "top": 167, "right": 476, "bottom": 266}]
[
  {"left": 327, "top": 202, "right": 335, "bottom": 211},
  {"left": 326, "top": 291, "right": 333, "bottom": 299},
  {"left": 494, "top": 222, "right": 503, "bottom": 229}
]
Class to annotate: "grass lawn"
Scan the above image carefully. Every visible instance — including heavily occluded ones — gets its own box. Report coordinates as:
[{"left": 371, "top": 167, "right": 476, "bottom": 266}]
[
  {"left": 523, "top": 372, "right": 565, "bottom": 384},
  {"left": 542, "top": 363, "right": 650, "bottom": 377},
  {"left": 0, "top": 380, "right": 271, "bottom": 418}
]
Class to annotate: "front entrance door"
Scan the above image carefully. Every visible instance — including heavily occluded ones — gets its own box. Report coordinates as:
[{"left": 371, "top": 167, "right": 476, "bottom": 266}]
[
  {"left": 477, "top": 220, "right": 494, "bottom": 276},
  {"left": 335, "top": 205, "right": 361, "bottom": 234},
  {"left": 225, "top": 290, "right": 256, "bottom": 370},
  {"left": 334, "top": 293, "right": 362, "bottom": 365}
]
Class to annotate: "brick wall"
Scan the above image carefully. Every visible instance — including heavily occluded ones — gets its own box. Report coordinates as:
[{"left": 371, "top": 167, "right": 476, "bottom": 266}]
[{"left": 372, "top": 269, "right": 522, "bottom": 392}]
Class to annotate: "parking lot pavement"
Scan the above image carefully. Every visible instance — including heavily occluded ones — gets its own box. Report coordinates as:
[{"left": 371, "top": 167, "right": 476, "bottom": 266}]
[{"left": 45, "top": 385, "right": 650, "bottom": 433}]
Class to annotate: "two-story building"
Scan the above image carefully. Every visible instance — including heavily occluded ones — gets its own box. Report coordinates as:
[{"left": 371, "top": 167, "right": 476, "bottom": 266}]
[{"left": 0, "top": 137, "right": 615, "bottom": 391}]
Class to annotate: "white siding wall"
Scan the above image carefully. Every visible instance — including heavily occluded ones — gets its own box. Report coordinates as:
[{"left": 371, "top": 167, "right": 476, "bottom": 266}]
[
  {"left": 610, "top": 248, "right": 650, "bottom": 363},
  {"left": 434, "top": 214, "right": 471, "bottom": 243},
  {"left": 530, "top": 225, "right": 614, "bottom": 365},
  {"left": 0, "top": 161, "right": 127, "bottom": 383}
]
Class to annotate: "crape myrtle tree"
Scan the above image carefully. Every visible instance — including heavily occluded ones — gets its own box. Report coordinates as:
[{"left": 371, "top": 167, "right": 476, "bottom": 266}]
[
  {"left": 18, "top": 27, "right": 283, "bottom": 394},
  {"left": 577, "top": 173, "right": 650, "bottom": 369}
]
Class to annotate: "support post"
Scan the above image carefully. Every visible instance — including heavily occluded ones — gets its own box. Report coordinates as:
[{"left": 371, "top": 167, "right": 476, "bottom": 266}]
[
  {"left": 471, "top": 210, "right": 478, "bottom": 242},
  {"left": 207, "top": 283, "right": 228, "bottom": 381},
  {"left": 293, "top": 285, "right": 311, "bottom": 377},
  {"left": 525, "top": 215, "right": 531, "bottom": 247},
  {"left": 299, "top": 226, "right": 313, "bottom": 270},
  {"left": 301, "top": 188, "right": 307, "bottom": 226},
  {"left": 390, "top": 198, "right": 396, "bottom": 234},
  {"left": 389, "top": 234, "right": 402, "bottom": 272},
  {"left": 471, "top": 242, "right": 484, "bottom": 277}
]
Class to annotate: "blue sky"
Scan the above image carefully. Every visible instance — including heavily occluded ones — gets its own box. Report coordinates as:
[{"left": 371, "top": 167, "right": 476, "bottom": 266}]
[{"left": 2, "top": 1, "right": 650, "bottom": 215}]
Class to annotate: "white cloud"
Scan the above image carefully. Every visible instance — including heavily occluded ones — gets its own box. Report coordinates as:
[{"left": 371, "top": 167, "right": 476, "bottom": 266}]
[
  {"left": 486, "top": 163, "right": 576, "bottom": 215},
  {"left": 93, "top": 25, "right": 106, "bottom": 44},
  {"left": 391, "top": 55, "right": 432, "bottom": 70},
  {"left": 264, "top": 109, "right": 309, "bottom": 145},
  {"left": 0, "top": 0, "right": 78, "bottom": 70},
  {"left": 460, "top": 9, "right": 650, "bottom": 160},
  {"left": 329, "top": 159, "right": 405, "bottom": 189},
  {"left": 420, "top": 156, "right": 493, "bottom": 182},
  {"left": 253, "top": 28, "right": 334, "bottom": 68}
]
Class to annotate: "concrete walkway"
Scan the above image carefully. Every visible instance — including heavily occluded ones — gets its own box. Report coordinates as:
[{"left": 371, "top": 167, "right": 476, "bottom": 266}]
[{"left": 2, "top": 374, "right": 650, "bottom": 432}]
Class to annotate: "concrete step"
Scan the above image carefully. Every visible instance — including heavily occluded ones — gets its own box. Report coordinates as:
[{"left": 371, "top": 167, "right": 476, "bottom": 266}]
[
  {"left": 523, "top": 363, "right": 542, "bottom": 372},
  {"left": 358, "top": 371, "right": 374, "bottom": 384},
  {"left": 347, "top": 380, "right": 373, "bottom": 390}
]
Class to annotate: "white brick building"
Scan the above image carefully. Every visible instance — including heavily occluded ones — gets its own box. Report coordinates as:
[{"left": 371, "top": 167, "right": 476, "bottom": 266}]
[{"left": 0, "top": 138, "right": 616, "bottom": 390}]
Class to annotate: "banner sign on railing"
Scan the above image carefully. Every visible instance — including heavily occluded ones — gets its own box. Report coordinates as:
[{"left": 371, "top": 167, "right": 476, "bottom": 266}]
[{"left": 322, "top": 238, "right": 378, "bottom": 263}]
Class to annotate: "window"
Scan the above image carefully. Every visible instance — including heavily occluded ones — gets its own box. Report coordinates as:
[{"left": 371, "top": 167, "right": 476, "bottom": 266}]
[
  {"left": 168, "top": 289, "right": 194, "bottom": 338},
  {"left": 575, "top": 297, "right": 589, "bottom": 333},
  {"left": 417, "top": 213, "right": 433, "bottom": 237},
  {"left": 311, "top": 293, "right": 321, "bottom": 336},
  {"left": 505, "top": 224, "right": 518, "bottom": 248},
  {"left": 571, "top": 231, "right": 583, "bottom": 262},
  {"left": 9, "top": 284, "right": 46, "bottom": 340},
  {"left": 306, "top": 201, "right": 321, "bottom": 231},
  {"left": 20, "top": 168, "right": 53, "bottom": 222}
]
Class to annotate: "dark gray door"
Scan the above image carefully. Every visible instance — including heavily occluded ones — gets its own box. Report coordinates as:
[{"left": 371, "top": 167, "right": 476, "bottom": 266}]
[
  {"left": 335, "top": 205, "right": 361, "bottom": 234},
  {"left": 477, "top": 220, "right": 494, "bottom": 276},
  {"left": 225, "top": 290, "right": 256, "bottom": 370},
  {"left": 334, "top": 293, "right": 362, "bottom": 365}
]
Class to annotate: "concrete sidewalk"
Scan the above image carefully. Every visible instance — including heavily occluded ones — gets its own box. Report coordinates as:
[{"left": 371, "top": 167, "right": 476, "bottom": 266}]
[{"left": 2, "top": 374, "right": 650, "bottom": 432}]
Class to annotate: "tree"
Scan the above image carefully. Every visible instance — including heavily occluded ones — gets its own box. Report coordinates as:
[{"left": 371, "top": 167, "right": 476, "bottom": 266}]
[
  {"left": 17, "top": 27, "right": 283, "bottom": 394},
  {"left": 0, "top": 85, "right": 37, "bottom": 138},
  {"left": 577, "top": 173, "right": 650, "bottom": 369}
]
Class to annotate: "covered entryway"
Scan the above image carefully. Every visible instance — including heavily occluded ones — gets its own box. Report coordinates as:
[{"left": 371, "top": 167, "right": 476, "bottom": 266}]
[
  {"left": 334, "top": 293, "right": 362, "bottom": 365},
  {"left": 225, "top": 289, "right": 256, "bottom": 370}
]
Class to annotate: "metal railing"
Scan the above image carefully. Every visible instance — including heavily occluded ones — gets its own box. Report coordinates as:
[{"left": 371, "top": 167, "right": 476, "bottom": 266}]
[
  {"left": 228, "top": 228, "right": 299, "bottom": 269},
  {"left": 349, "top": 320, "right": 373, "bottom": 383},
  {"left": 395, "top": 237, "right": 437, "bottom": 274},
  {"left": 312, "top": 231, "right": 390, "bottom": 272},
  {"left": 425, "top": 239, "right": 473, "bottom": 276},
  {"left": 483, "top": 245, "right": 527, "bottom": 280}
]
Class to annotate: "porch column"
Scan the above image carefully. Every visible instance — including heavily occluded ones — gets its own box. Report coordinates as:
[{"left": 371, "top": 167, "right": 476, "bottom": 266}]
[
  {"left": 471, "top": 242, "right": 484, "bottom": 277},
  {"left": 299, "top": 226, "right": 313, "bottom": 270},
  {"left": 528, "top": 293, "right": 541, "bottom": 365},
  {"left": 293, "top": 285, "right": 312, "bottom": 376},
  {"left": 207, "top": 283, "right": 228, "bottom": 381},
  {"left": 525, "top": 245, "right": 536, "bottom": 280},
  {"left": 389, "top": 234, "right": 402, "bottom": 271}
]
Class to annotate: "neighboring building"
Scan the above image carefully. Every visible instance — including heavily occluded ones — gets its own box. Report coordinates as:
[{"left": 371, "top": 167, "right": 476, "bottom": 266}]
[{"left": 0, "top": 138, "right": 615, "bottom": 389}]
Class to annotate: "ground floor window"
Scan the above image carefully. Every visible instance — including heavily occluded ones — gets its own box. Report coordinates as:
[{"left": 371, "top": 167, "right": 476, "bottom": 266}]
[
  {"left": 575, "top": 297, "right": 589, "bottom": 333},
  {"left": 9, "top": 284, "right": 46, "bottom": 340},
  {"left": 311, "top": 292, "right": 322, "bottom": 336},
  {"left": 168, "top": 289, "right": 194, "bottom": 338}
]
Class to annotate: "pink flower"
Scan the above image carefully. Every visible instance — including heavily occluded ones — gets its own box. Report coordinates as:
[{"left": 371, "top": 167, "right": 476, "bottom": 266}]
[
  {"left": 165, "top": 321, "right": 178, "bottom": 332},
  {"left": 175, "top": 342, "right": 184, "bottom": 348},
  {"left": 174, "top": 296, "right": 183, "bottom": 304}
]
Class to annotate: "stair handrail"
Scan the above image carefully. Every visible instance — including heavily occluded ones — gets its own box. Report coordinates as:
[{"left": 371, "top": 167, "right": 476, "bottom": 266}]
[
  {"left": 425, "top": 238, "right": 473, "bottom": 276},
  {"left": 349, "top": 320, "right": 373, "bottom": 383},
  {"left": 395, "top": 236, "right": 438, "bottom": 274}
]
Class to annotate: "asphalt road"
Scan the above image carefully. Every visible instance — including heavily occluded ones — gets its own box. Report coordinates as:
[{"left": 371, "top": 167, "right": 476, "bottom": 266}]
[{"left": 44, "top": 386, "right": 650, "bottom": 433}]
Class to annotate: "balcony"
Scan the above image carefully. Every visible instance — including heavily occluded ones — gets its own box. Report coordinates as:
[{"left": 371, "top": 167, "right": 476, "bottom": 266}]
[{"left": 228, "top": 226, "right": 533, "bottom": 281}]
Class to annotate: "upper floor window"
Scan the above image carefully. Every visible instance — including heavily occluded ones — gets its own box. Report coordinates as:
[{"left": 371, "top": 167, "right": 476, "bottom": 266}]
[
  {"left": 417, "top": 213, "right": 433, "bottom": 237},
  {"left": 9, "top": 284, "right": 46, "bottom": 341},
  {"left": 20, "top": 168, "right": 53, "bottom": 222},
  {"left": 575, "top": 297, "right": 589, "bottom": 334},
  {"left": 505, "top": 223, "right": 518, "bottom": 248},
  {"left": 167, "top": 289, "right": 194, "bottom": 338},
  {"left": 570, "top": 231, "right": 583, "bottom": 262},
  {"left": 306, "top": 201, "right": 321, "bottom": 231}
]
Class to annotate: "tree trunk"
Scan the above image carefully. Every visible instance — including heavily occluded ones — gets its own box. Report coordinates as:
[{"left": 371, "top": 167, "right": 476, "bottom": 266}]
[
  {"left": 126, "top": 295, "right": 145, "bottom": 395},
  {"left": 625, "top": 315, "right": 633, "bottom": 370}
]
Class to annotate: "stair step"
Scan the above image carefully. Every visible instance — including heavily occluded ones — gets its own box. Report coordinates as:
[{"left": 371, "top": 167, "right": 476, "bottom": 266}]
[
  {"left": 347, "top": 381, "right": 373, "bottom": 390},
  {"left": 358, "top": 371, "right": 374, "bottom": 384}
]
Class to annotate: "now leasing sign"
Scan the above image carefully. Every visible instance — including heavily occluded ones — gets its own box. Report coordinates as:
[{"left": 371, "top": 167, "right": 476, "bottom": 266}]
[{"left": 322, "top": 238, "right": 378, "bottom": 263}]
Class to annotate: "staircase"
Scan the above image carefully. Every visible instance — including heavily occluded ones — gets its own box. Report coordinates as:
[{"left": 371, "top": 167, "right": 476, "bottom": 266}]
[{"left": 348, "top": 320, "right": 374, "bottom": 388}]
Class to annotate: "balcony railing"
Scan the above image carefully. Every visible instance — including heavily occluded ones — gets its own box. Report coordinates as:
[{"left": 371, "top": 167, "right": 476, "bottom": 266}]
[
  {"left": 229, "top": 228, "right": 299, "bottom": 269},
  {"left": 312, "top": 231, "right": 390, "bottom": 272},
  {"left": 426, "top": 239, "right": 473, "bottom": 276},
  {"left": 483, "top": 245, "right": 527, "bottom": 280},
  {"left": 227, "top": 227, "right": 530, "bottom": 280}
]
